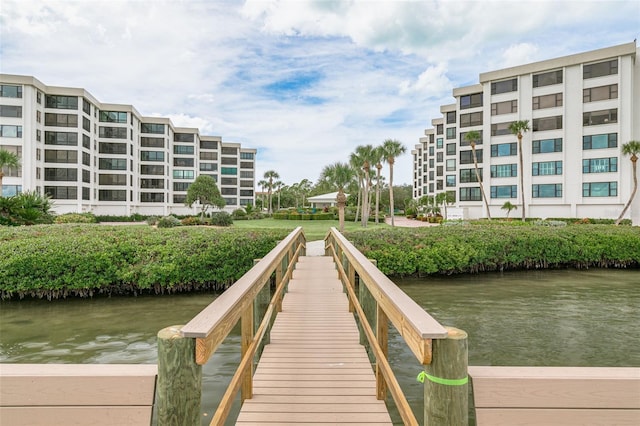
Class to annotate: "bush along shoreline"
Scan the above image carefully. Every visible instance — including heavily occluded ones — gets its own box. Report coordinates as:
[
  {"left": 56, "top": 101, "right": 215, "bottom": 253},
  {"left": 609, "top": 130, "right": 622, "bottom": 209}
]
[
  {"left": 344, "top": 224, "right": 640, "bottom": 277},
  {"left": 0, "top": 225, "right": 290, "bottom": 300}
]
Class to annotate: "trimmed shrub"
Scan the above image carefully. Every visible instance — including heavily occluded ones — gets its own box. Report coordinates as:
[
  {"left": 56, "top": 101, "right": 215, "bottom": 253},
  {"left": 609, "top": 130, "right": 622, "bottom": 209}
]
[
  {"left": 54, "top": 213, "right": 97, "bottom": 224},
  {"left": 210, "top": 211, "right": 233, "bottom": 226},
  {"left": 157, "top": 215, "right": 181, "bottom": 228},
  {"left": 180, "top": 216, "right": 201, "bottom": 226}
]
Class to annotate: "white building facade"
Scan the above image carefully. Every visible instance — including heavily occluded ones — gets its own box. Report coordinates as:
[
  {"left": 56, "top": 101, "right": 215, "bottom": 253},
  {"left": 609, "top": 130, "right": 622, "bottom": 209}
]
[
  {"left": 0, "top": 75, "right": 256, "bottom": 216},
  {"left": 413, "top": 42, "right": 639, "bottom": 224}
]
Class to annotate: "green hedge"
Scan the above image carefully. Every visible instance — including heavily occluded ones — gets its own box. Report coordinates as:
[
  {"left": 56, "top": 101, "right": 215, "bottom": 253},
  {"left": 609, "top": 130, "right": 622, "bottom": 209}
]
[
  {"left": 344, "top": 224, "right": 640, "bottom": 277},
  {"left": 0, "top": 225, "right": 289, "bottom": 299}
]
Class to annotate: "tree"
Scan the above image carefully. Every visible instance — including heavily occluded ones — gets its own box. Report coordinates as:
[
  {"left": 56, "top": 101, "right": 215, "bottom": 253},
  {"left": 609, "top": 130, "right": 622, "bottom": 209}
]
[
  {"left": 0, "top": 148, "right": 21, "bottom": 193},
  {"left": 463, "top": 131, "right": 491, "bottom": 220},
  {"left": 274, "top": 180, "right": 284, "bottom": 211},
  {"left": 263, "top": 170, "right": 280, "bottom": 214},
  {"left": 382, "top": 139, "right": 406, "bottom": 226},
  {"left": 353, "top": 144, "right": 375, "bottom": 227},
  {"left": 509, "top": 120, "right": 530, "bottom": 221},
  {"left": 615, "top": 140, "right": 640, "bottom": 225},
  {"left": 501, "top": 201, "right": 517, "bottom": 219},
  {"left": 257, "top": 179, "right": 268, "bottom": 211},
  {"left": 185, "top": 175, "right": 225, "bottom": 221},
  {"left": 321, "top": 162, "right": 355, "bottom": 232},
  {"left": 349, "top": 151, "right": 365, "bottom": 223},
  {"left": 373, "top": 145, "right": 385, "bottom": 224}
]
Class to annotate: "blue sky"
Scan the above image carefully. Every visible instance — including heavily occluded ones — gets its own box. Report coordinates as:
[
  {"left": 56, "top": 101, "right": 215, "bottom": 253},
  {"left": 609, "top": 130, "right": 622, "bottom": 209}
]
[{"left": 1, "top": 0, "right": 638, "bottom": 186}]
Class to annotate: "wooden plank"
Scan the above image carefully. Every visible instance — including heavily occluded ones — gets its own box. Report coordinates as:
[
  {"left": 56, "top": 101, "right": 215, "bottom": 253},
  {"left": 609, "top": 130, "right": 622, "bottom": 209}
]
[
  {"left": 240, "top": 402, "right": 389, "bottom": 413},
  {"left": 0, "top": 364, "right": 157, "bottom": 406},
  {"left": 469, "top": 366, "right": 640, "bottom": 409},
  {"left": 236, "top": 411, "right": 392, "bottom": 422},
  {"left": 474, "top": 408, "right": 640, "bottom": 426},
  {"left": 0, "top": 406, "right": 153, "bottom": 426}
]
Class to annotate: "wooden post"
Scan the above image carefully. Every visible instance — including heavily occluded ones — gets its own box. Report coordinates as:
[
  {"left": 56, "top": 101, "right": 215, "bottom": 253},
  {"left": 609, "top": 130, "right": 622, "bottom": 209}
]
[
  {"left": 424, "top": 327, "right": 468, "bottom": 426},
  {"left": 376, "top": 304, "right": 388, "bottom": 400},
  {"left": 157, "top": 325, "right": 202, "bottom": 426},
  {"left": 254, "top": 259, "right": 271, "bottom": 356},
  {"left": 241, "top": 302, "right": 254, "bottom": 401}
]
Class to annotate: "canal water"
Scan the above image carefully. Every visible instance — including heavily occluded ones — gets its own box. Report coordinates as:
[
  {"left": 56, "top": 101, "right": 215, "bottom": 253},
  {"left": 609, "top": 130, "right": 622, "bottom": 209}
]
[{"left": 1, "top": 269, "right": 638, "bottom": 424}]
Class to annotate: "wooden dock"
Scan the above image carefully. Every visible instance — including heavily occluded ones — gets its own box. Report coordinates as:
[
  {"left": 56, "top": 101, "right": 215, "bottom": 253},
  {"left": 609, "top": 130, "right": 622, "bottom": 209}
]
[{"left": 236, "top": 255, "right": 393, "bottom": 425}]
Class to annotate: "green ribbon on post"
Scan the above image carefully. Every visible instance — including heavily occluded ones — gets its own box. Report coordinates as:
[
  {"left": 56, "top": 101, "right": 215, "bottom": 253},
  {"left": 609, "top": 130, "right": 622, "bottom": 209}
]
[{"left": 416, "top": 371, "right": 468, "bottom": 386}]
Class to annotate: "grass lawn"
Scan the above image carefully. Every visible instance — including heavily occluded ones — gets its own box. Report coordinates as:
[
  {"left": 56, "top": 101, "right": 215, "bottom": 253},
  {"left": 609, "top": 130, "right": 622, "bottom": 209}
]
[{"left": 232, "top": 218, "right": 389, "bottom": 240}]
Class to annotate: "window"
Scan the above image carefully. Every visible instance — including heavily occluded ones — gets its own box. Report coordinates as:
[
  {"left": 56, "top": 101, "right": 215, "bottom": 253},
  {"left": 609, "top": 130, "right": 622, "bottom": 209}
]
[
  {"left": 45, "top": 95, "right": 78, "bottom": 110},
  {"left": 446, "top": 175, "right": 456, "bottom": 187},
  {"left": 446, "top": 159, "right": 456, "bottom": 171},
  {"left": 491, "top": 100, "right": 517, "bottom": 115},
  {"left": 173, "top": 170, "right": 195, "bottom": 179},
  {"left": 174, "top": 145, "right": 194, "bottom": 155},
  {"left": 45, "top": 113, "right": 78, "bottom": 127},
  {"left": 45, "top": 186, "right": 77, "bottom": 199},
  {"left": 99, "top": 126, "right": 127, "bottom": 139},
  {"left": 99, "top": 158, "right": 127, "bottom": 170},
  {"left": 221, "top": 157, "right": 237, "bottom": 165},
  {"left": 139, "top": 178, "right": 164, "bottom": 189},
  {"left": 99, "top": 142, "right": 127, "bottom": 154},
  {"left": 173, "top": 194, "right": 187, "bottom": 203},
  {"left": 491, "top": 185, "right": 517, "bottom": 198},
  {"left": 460, "top": 130, "right": 483, "bottom": 147},
  {"left": 240, "top": 180, "right": 253, "bottom": 187},
  {"left": 460, "top": 93, "right": 483, "bottom": 109},
  {"left": 45, "top": 131, "right": 77, "bottom": 146},
  {"left": 532, "top": 161, "right": 563, "bottom": 176},
  {"left": 491, "top": 78, "right": 517, "bottom": 95},
  {"left": 436, "top": 166, "right": 443, "bottom": 176},
  {"left": 582, "top": 182, "right": 617, "bottom": 197},
  {"left": 532, "top": 138, "right": 563, "bottom": 154},
  {"left": 460, "top": 187, "right": 481, "bottom": 201},
  {"left": 240, "top": 189, "right": 254, "bottom": 197},
  {"left": 82, "top": 169, "right": 90, "bottom": 183},
  {"left": 173, "top": 182, "right": 191, "bottom": 191},
  {"left": 221, "top": 188, "right": 237, "bottom": 196},
  {"left": 240, "top": 170, "right": 254, "bottom": 178},
  {"left": 583, "top": 133, "right": 617, "bottom": 150},
  {"left": 44, "top": 150, "right": 77, "bottom": 163},
  {"left": 491, "top": 143, "right": 517, "bottom": 157},
  {"left": 141, "top": 123, "right": 165, "bottom": 134},
  {"left": 583, "top": 157, "right": 617, "bottom": 173},
  {"left": 83, "top": 134, "right": 90, "bottom": 149},
  {"left": 533, "top": 116, "right": 562, "bottom": 131},
  {"left": 140, "top": 137, "right": 164, "bottom": 148},
  {"left": 82, "top": 187, "right": 90, "bottom": 200},
  {"left": 174, "top": 133, "right": 194, "bottom": 143},
  {"left": 491, "top": 122, "right": 511, "bottom": 136},
  {"left": 436, "top": 152, "right": 443, "bottom": 163},
  {"left": 533, "top": 184, "right": 562, "bottom": 198},
  {"left": 83, "top": 99, "right": 91, "bottom": 115},
  {"left": 583, "top": 84, "right": 617, "bottom": 103},
  {"left": 240, "top": 161, "right": 253, "bottom": 169},
  {"left": 200, "top": 151, "right": 217, "bottom": 160},
  {"left": 2, "top": 185, "right": 22, "bottom": 196},
  {"left": 460, "top": 149, "right": 482, "bottom": 164},
  {"left": 0, "top": 125, "right": 22, "bottom": 138},
  {"left": 141, "top": 192, "right": 165, "bottom": 203},
  {"left": 141, "top": 164, "right": 164, "bottom": 175},
  {"left": 583, "top": 59, "right": 617, "bottom": 79},
  {"left": 44, "top": 168, "right": 77, "bottom": 181},
  {"left": 436, "top": 124, "right": 443, "bottom": 135},
  {"left": 173, "top": 157, "right": 194, "bottom": 167},
  {"left": 533, "top": 70, "right": 563, "bottom": 87},
  {"left": 99, "top": 190, "right": 127, "bottom": 201},
  {"left": 221, "top": 177, "right": 237, "bottom": 185},
  {"left": 491, "top": 164, "right": 517, "bottom": 178},
  {"left": 99, "top": 111, "right": 127, "bottom": 123},
  {"left": 200, "top": 163, "right": 217, "bottom": 172},
  {"left": 583, "top": 109, "right": 617, "bottom": 126},
  {"left": 221, "top": 167, "right": 237, "bottom": 175},
  {"left": 446, "top": 111, "right": 456, "bottom": 124},
  {"left": 82, "top": 117, "right": 91, "bottom": 132},
  {"left": 82, "top": 152, "right": 90, "bottom": 166},
  {"left": 460, "top": 111, "right": 483, "bottom": 127},
  {"left": 436, "top": 138, "right": 443, "bottom": 149},
  {"left": 446, "top": 143, "right": 456, "bottom": 155},
  {"left": 222, "top": 147, "right": 238, "bottom": 155},
  {"left": 200, "top": 140, "right": 218, "bottom": 149},
  {"left": 446, "top": 127, "right": 456, "bottom": 140},
  {"left": 0, "top": 105, "right": 22, "bottom": 118},
  {"left": 99, "top": 174, "right": 127, "bottom": 185},
  {"left": 240, "top": 152, "right": 254, "bottom": 160},
  {"left": 0, "top": 85, "right": 22, "bottom": 98},
  {"left": 532, "top": 93, "right": 563, "bottom": 110},
  {"left": 140, "top": 151, "right": 165, "bottom": 162}
]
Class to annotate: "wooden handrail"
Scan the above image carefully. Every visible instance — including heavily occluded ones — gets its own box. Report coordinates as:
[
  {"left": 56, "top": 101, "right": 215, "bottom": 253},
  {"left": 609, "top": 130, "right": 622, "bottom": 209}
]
[{"left": 325, "top": 227, "right": 447, "bottom": 364}]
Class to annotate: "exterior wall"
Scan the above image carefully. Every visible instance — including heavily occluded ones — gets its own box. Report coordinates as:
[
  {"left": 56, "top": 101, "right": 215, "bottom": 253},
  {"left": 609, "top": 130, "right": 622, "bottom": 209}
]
[
  {"left": 415, "top": 42, "right": 639, "bottom": 223},
  {"left": 0, "top": 74, "right": 256, "bottom": 216}
]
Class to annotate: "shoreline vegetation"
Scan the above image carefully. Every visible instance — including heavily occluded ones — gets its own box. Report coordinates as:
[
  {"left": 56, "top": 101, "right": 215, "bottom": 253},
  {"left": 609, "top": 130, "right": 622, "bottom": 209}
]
[{"left": 1, "top": 223, "right": 638, "bottom": 300}]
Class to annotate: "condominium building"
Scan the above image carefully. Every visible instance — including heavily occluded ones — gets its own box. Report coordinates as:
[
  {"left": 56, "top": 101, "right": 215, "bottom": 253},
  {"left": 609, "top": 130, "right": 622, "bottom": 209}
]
[
  {"left": 412, "top": 42, "right": 639, "bottom": 223},
  {"left": 0, "top": 74, "right": 256, "bottom": 216}
]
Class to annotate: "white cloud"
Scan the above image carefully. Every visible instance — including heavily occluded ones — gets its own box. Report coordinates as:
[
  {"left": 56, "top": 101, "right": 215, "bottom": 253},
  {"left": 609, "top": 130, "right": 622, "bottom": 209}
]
[{"left": 399, "top": 63, "right": 453, "bottom": 98}]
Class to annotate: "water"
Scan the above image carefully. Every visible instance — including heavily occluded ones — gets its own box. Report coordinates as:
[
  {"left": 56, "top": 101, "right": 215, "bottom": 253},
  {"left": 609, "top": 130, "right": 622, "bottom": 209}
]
[{"left": 1, "top": 269, "right": 638, "bottom": 424}]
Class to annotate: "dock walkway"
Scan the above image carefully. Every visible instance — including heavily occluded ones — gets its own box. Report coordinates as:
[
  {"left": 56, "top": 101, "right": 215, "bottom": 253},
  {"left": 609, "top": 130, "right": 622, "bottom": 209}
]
[{"left": 236, "top": 253, "right": 393, "bottom": 425}]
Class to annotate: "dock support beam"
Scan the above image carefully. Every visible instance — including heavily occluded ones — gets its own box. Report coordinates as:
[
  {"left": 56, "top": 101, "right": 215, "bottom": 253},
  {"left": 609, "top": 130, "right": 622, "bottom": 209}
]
[
  {"left": 157, "top": 325, "right": 202, "bottom": 426},
  {"left": 424, "top": 326, "right": 468, "bottom": 426}
]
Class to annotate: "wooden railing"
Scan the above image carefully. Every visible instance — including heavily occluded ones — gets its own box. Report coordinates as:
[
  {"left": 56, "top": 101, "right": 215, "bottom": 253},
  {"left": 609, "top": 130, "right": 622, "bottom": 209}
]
[
  {"left": 324, "top": 227, "right": 468, "bottom": 426},
  {"left": 155, "top": 226, "right": 306, "bottom": 426}
]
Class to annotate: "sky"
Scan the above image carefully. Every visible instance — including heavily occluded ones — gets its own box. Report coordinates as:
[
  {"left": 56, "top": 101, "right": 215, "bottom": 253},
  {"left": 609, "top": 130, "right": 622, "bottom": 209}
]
[{"left": 1, "top": 0, "right": 638, "bottom": 187}]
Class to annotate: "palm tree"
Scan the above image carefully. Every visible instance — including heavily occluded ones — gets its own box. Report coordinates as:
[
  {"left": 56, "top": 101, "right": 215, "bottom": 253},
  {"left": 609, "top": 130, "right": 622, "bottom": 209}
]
[
  {"left": 321, "top": 162, "right": 355, "bottom": 232},
  {"left": 353, "top": 145, "right": 375, "bottom": 227},
  {"left": 382, "top": 139, "right": 406, "bottom": 226},
  {"left": 263, "top": 170, "right": 279, "bottom": 214},
  {"left": 509, "top": 120, "right": 530, "bottom": 222},
  {"left": 615, "top": 140, "right": 640, "bottom": 225},
  {"left": 297, "top": 179, "right": 312, "bottom": 208},
  {"left": 274, "top": 180, "right": 284, "bottom": 211},
  {"left": 0, "top": 148, "right": 21, "bottom": 194},
  {"left": 257, "top": 179, "right": 268, "bottom": 211},
  {"left": 373, "top": 145, "right": 385, "bottom": 224},
  {"left": 349, "top": 151, "right": 365, "bottom": 223},
  {"left": 463, "top": 131, "right": 491, "bottom": 220},
  {"left": 501, "top": 201, "right": 517, "bottom": 219}
]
